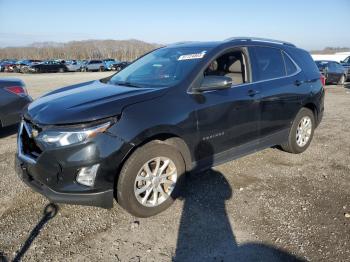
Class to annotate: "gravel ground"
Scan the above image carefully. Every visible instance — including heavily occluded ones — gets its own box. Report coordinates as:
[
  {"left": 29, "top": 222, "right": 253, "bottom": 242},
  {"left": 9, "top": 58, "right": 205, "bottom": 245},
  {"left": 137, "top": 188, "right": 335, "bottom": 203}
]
[{"left": 0, "top": 72, "right": 349, "bottom": 262}]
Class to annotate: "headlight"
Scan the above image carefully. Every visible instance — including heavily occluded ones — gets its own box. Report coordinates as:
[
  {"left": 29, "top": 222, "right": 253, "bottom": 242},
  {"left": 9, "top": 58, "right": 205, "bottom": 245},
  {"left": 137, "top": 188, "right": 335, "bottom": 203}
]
[{"left": 36, "top": 121, "right": 111, "bottom": 147}]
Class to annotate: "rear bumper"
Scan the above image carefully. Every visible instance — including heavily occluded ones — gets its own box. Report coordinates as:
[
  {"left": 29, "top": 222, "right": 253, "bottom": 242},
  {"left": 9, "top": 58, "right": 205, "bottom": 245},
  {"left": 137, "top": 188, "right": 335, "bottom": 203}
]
[
  {"left": 0, "top": 96, "right": 32, "bottom": 127},
  {"left": 316, "top": 108, "right": 323, "bottom": 128},
  {"left": 315, "top": 87, "right": 325, "bottom": 128}
]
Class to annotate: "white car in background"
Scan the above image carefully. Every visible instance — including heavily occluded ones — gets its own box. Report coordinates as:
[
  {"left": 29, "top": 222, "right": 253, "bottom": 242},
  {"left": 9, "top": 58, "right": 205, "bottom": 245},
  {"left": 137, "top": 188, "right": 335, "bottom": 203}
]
[{"left": 81, "top": 60, "right": 105, "bottom": 72}]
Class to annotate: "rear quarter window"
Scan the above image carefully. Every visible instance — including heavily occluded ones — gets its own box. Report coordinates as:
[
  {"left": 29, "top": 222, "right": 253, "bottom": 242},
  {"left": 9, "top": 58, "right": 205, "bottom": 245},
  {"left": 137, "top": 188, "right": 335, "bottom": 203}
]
[
  {"left": 282, "top": 52, "right": 298, "bottom": 75},
  {"left": 287, "top": 47, "right": 320, "bottom": 79}
]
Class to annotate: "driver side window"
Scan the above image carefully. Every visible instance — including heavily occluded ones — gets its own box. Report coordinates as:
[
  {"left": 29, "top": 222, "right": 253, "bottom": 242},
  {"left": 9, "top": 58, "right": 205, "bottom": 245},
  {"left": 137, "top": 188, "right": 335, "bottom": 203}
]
[{"left": 204, "top": 50, "right": 247, "bottom": 85}]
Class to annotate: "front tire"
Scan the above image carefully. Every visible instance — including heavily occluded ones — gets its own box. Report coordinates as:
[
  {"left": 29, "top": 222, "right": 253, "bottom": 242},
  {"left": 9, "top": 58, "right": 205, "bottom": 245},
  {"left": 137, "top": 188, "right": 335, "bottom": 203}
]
[
  {"left": 116, "top": 141, "right": 185, "bottom": 217},
  {"left": 281, "top": 108, "right": 315, "bottom": 154}
]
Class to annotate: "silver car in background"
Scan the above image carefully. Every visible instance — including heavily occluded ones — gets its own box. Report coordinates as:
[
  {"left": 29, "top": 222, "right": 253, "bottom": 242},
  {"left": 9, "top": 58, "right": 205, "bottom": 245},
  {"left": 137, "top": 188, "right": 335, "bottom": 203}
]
[
  {"left": 65, "top": 60, "right": 83, "bottom": 72},
  {"left": 81, "top": 60, "right": 105, "bottom": 72}
]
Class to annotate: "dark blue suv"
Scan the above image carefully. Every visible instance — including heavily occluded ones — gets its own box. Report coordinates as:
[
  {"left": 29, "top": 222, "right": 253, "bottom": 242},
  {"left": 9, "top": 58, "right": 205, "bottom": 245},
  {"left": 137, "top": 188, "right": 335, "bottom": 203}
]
[{"left": 16, "top": 37, "right": 324, "bottom": 217}]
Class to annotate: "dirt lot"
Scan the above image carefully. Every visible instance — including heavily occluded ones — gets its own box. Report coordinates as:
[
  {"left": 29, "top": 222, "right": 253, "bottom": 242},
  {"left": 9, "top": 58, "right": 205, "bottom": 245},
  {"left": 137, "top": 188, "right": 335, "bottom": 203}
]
[{"left": 0, "top": 72, "right": 349, "bottom": 262}]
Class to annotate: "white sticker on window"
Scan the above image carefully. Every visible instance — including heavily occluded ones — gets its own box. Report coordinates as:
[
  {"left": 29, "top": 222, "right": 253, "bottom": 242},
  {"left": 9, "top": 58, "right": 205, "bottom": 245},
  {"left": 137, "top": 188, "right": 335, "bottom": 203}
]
[{"left": 178, "top": 51, "right": 206, "bottom": 61}]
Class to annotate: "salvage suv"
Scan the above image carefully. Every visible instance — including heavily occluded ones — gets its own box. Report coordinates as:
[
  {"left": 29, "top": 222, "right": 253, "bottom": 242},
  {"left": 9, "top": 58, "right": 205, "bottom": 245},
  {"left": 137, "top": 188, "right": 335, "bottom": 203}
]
[{"left": 16, "top": 37, "right": 324, "bottom": 217}]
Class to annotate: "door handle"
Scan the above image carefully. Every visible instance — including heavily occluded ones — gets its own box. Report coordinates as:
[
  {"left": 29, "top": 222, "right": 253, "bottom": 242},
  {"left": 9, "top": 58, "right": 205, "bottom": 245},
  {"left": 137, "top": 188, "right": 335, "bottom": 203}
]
[
  {"left": 248, "top": 89, "right": 259, "bottom": 96},
  {"left": 294, "top": 80, "right": 303, "bottom": 86}
]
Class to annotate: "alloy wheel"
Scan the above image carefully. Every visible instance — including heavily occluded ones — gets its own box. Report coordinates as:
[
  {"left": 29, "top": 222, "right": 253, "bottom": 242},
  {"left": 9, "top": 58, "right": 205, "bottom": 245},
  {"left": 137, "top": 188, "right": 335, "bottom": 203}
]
[
  {"left": 296, "top": 116, "right": 312, "bottom": 147},
  {"left": 134, "top": 157, "right": 177, "bottom": 207}
]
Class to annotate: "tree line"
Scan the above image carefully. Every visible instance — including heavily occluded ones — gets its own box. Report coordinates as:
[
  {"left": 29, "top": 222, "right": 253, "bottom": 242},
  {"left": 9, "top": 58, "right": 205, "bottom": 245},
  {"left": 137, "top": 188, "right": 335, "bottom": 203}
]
[
  {"left": 310, "top": 47, "right": 350, "bottom": 54},
  {"left": 0, "top": 39, "right": 161, "bottom": 61}
]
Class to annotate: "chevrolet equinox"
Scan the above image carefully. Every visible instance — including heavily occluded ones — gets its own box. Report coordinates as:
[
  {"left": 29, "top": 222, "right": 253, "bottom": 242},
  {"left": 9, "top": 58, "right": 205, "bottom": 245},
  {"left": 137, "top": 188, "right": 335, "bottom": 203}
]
[{"left": 16, "top": 37, "right": 324, "bottom": 217}]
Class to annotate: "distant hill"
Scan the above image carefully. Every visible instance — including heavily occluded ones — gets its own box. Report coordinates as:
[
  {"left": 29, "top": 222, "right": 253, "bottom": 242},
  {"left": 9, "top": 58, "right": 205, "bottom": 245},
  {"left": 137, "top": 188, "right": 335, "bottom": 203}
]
[
  {"left": 310, "top": 47, "right": 350, "bottom": 54},
  {"left": 0, "top": 39, "right": 162, "bottom": 61}
]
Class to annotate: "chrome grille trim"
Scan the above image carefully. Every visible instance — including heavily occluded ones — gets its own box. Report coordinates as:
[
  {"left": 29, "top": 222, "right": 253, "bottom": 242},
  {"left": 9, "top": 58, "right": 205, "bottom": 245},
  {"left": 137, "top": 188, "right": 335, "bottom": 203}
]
[{"left": 17, "top": 121, "right": 37, "bottom": 164}]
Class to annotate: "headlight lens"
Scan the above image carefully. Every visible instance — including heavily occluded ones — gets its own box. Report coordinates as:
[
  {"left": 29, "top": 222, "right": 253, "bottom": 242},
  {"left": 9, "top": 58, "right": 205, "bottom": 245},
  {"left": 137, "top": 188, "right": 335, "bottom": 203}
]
[{"left": 36, "top": 121, "right": 111, "bottom": 147}]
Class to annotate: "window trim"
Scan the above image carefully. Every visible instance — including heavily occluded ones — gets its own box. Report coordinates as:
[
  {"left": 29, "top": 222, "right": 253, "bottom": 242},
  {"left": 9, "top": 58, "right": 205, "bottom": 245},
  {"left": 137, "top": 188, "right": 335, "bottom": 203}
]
[
  {"left": 187, "top": 46, "right": 252, "bottom": 94},
  {"left": 241, "top": 48, "right": 301, "bottom": 87},
  {"left": 250, "top": 46, "right": 301, "bottom": 82},
  {"left": 188, "top": 45, "right": 301, "bottom": 94}
]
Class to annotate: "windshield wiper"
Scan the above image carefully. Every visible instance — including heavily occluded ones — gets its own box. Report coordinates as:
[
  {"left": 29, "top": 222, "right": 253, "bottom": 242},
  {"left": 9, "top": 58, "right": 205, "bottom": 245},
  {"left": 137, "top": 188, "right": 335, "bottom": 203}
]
[{"left": 113, "top": 81, "right": 141, "bottom": 88}]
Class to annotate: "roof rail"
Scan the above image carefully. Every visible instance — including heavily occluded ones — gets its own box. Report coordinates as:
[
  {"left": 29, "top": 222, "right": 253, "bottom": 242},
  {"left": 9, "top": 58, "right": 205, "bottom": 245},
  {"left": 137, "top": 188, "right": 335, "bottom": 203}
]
[
  {"left": 169, "top": 41, "right": 198, "bottom": 46},
  {"left": 225, "top": 37, "right": 296, "bottom": 47}
]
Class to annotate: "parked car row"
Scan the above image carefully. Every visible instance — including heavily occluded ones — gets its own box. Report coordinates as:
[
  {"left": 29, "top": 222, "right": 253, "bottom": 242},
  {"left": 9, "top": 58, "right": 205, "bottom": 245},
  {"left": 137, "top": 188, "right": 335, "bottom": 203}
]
[
  {"left": 0, "top": 59, "right": 131, "bottom": 73},
  {"left": 315, "top": 60, "right": 348, "bottom": 85}
]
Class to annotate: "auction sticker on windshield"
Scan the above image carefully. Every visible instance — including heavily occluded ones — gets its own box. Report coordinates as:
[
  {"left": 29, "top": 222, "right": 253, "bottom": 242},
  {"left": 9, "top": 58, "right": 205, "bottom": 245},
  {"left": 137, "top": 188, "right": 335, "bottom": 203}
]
[{"left": 178, "top": 51, "right": 206, "bottom": 60}]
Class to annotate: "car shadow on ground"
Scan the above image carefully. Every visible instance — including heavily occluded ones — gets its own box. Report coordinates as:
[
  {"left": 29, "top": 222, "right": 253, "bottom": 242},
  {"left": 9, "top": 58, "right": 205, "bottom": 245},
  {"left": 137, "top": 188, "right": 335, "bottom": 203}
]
[
  {"left": 344, "top": 82, "right": 350, "bottom": 89},
  {"left": 0, "top": 203, "right": 59, "bottom": 262},
  {"left": 0, "top": 124, "right": 18, "bottom": 139},
  {"left": 173, "top": 141, "right": 305, "bottom": 262}
]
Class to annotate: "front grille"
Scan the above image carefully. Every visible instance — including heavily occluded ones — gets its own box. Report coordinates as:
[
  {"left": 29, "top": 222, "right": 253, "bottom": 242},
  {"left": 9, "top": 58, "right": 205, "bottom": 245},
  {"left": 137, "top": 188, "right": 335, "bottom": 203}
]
[{"left": 20, "top": 120, "right": 42, "bottom": 159}]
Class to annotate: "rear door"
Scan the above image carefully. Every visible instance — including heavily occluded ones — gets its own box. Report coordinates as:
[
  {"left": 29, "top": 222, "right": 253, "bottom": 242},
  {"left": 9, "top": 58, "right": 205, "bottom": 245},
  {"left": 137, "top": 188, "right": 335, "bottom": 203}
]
[{"left": 249, "top": 46, "right": 303, "bottom": 139}]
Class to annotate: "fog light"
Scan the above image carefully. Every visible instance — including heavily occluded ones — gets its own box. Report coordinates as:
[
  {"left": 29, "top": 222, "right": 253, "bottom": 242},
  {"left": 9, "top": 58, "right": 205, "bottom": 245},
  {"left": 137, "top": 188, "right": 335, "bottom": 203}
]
[{"left": 76, "top": 164, "right": 100, "bottom": 186}]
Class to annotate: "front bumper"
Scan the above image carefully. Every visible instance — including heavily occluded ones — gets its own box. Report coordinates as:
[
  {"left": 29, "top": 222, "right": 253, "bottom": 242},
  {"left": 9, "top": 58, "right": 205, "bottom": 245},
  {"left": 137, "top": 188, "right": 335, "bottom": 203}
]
[
  {"left": 15, "top": 156, "right": 114, "bottom": 208},
  {"left": 15, "top": 122, "right": 132, "bottom": 208}
]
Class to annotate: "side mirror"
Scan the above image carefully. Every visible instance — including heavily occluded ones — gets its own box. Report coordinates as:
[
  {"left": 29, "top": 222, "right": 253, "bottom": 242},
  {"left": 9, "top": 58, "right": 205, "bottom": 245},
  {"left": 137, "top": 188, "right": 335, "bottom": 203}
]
[{"left": 196, "top": 76, "right": 232, "bottom": 92}]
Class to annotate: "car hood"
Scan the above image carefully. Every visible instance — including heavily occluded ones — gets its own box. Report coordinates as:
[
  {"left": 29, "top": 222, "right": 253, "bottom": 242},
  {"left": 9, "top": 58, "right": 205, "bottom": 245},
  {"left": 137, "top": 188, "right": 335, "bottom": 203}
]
[{"left": 25, "top": 80, "right": 168, "bottom": 125}]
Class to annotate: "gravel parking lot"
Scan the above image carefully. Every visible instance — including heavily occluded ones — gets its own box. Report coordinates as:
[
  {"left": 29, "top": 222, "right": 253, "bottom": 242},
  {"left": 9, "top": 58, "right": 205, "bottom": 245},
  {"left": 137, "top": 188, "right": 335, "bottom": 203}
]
[{"left": 0, "top": 72, "right": 349, "bottom": 261}]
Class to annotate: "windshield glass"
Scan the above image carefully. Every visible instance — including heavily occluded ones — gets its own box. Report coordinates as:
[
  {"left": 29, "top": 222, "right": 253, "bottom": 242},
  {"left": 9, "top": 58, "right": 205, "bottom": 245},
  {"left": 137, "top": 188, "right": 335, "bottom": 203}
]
[{"left": 109, "top": 47, "right": 210, "bottom": 88}]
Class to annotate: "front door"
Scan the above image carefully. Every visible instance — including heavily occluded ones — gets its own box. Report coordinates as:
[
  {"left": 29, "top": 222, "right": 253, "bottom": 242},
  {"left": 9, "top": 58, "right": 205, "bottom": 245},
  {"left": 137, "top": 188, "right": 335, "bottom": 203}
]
[{"left": 193, "top": 48, "right": 260, "bottom": 163}]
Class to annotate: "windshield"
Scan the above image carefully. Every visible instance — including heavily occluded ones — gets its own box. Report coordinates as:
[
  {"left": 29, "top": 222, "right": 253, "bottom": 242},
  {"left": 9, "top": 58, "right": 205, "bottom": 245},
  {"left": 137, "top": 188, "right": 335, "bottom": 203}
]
[{"left": 109, "top": 46, "right": 210, "bottom": 88}]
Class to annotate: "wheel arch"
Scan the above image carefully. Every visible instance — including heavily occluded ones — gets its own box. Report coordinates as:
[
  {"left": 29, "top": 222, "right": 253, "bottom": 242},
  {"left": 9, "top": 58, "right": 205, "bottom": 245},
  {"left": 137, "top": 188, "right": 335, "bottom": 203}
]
[
  {"left": 303, "top": 102, "right": 318, "bottom": 121},
  {"left": 126, "top": 133, "right": 192, "bottom": 172},
  {"left": 113, "top": 132, "right": 192, "bottom": 195}
]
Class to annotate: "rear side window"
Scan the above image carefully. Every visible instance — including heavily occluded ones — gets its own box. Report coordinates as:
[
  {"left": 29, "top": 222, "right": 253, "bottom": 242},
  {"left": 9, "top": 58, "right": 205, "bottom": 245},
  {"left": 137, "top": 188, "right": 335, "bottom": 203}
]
[
  {"left": 288, "top": 48, "right": 320, "bottom": 78},
  {"left": 282, "top": 52, "right": 298, "bottom": 75},
  {"left": 251, "top": 46, "right": 285, "bottom": 81}
]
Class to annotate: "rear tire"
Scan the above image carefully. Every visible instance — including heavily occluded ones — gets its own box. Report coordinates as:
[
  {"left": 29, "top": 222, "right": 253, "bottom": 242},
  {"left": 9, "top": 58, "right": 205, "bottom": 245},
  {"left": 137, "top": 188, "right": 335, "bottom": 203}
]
[
  {"left": 99, "top": 66, "right": 105, "bottom": 72},
  {"left": 58, "top": 68, "right": 64, "bottom": 73},
  {"left": 281, "top": 108, "right": 315, "bottom": 154},
  {"left": 116, "top": 141, "right": 186, "bottom": 217}
]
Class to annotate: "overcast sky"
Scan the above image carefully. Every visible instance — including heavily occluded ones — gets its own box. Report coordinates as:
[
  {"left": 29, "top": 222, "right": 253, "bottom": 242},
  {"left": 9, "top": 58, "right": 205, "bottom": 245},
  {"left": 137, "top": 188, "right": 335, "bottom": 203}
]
[{"left": 0, "top": 0, "right": 349, "bottom": 50}]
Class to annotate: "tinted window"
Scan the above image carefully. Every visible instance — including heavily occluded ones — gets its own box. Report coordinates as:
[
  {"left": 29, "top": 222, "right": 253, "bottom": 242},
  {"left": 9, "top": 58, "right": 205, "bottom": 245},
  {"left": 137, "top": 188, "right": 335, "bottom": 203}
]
[
  {"left": 283, "top": 52, "right": 297, "bottom": 75},
  {"left": 252, "top": 46, "right": 285, "bottom": 81}
]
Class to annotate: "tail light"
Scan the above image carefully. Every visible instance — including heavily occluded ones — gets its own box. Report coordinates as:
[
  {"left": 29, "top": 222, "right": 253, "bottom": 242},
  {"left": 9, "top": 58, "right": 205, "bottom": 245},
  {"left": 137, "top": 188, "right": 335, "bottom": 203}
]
[
  {"left": 4, "top": 86, "right": 28, "bottom": 96},
  {"left": 320, "top": 75, "right": 326, "bottom": 87}
]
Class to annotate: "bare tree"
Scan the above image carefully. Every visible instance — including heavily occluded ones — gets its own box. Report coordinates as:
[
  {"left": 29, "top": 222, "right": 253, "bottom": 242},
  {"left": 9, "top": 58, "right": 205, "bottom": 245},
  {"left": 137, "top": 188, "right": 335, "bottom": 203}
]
[{"left": 0, "top": 39, "right": 161, "bottom": 61}]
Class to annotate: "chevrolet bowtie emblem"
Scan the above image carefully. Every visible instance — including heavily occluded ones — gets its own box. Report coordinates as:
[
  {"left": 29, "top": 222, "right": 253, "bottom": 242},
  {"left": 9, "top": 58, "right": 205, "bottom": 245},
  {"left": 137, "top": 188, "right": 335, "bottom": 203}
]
[{"left": 31, "top": 129, "right": 39, "bottom": 138}]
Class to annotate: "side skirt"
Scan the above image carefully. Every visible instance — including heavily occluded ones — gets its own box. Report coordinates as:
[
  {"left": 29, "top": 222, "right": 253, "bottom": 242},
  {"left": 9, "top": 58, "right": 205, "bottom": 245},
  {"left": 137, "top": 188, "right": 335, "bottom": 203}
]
[{"left": 192, "top": 128, "right": 289, "bottom": 172}]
